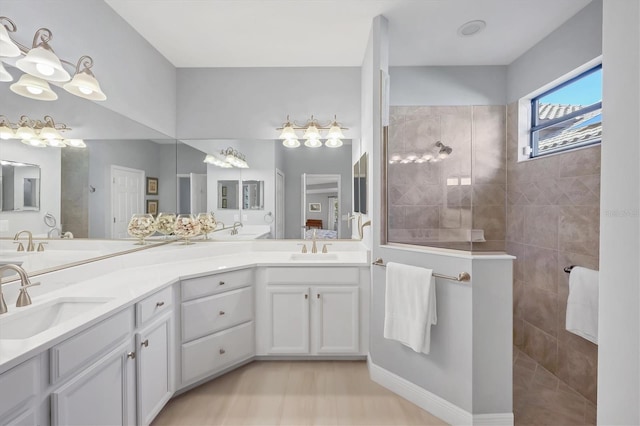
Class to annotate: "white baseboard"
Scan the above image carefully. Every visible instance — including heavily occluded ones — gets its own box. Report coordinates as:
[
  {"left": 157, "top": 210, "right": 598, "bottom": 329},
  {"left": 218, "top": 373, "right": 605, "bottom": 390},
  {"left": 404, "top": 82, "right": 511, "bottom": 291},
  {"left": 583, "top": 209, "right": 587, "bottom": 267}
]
[{"left": 367, "top": 356, "right": 513, "bottom": 426}]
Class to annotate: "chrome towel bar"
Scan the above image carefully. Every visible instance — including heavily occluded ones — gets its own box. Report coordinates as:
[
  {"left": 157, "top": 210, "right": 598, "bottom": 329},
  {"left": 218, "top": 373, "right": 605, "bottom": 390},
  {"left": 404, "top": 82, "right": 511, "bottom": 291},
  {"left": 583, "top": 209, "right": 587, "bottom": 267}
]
[{"left": 372, "top": 258, "right": 471, "bottom": 282}]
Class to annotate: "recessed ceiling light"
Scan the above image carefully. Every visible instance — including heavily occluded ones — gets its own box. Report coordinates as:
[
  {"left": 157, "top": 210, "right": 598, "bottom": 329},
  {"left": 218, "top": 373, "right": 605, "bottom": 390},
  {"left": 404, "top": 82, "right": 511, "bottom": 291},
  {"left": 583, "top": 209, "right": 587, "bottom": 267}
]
[{"left": 457, "top": 20, "right": 486, "bottom": 37}]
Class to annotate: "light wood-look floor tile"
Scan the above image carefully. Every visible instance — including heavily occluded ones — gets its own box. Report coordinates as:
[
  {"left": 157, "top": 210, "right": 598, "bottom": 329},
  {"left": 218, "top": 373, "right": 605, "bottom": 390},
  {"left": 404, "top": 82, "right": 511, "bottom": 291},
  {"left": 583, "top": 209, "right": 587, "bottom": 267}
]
[{"left": 153, "top": 361, "right": 447, "bottom": 426}]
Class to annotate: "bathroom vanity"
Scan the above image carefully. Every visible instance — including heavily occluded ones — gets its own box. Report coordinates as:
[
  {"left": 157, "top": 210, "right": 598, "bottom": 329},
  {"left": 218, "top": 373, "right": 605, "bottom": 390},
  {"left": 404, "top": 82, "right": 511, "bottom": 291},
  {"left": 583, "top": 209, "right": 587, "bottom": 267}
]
[{"left": 0, "top": 240, "right": 369, "bottom": 425}]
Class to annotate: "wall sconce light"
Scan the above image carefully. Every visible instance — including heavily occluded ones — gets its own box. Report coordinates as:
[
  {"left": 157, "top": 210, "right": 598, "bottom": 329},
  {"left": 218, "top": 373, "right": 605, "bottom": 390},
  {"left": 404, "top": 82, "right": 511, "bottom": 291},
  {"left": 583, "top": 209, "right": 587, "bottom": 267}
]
[
  {"left": 388, "top": 141, "right": 453, "bottom": 165},
  {"left": 0, "top": 16, "right": 106, "bottom": 101},
  {"left": 0, "top": 114, "right": 84, "bottom": 148},
  {"left": 204, "top": 147, "right": 249, "bottom": 169},
  {"left": 277, "top": 115, "right": 347, "bottom": 149}
]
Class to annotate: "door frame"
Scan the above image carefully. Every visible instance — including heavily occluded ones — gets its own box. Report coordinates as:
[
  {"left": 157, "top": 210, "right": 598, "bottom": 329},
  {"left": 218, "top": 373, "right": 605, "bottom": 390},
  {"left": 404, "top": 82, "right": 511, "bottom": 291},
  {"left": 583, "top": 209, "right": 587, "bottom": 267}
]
[
  {"left": 275, "top": 168, "right": 285, "bottom": 239},
  {"left": 110, "top": 165, "right": 145, "bottom": 238}
]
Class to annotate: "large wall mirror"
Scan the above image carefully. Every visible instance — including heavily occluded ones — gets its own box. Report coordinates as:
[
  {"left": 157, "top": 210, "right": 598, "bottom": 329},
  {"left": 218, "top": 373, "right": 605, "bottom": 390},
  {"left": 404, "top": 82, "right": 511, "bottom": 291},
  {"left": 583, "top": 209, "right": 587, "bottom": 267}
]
[
  {"left": 353, "top": 152, "right": 368, "bottom": 214},
  {"left": 0, "top": 160, "right": 41, "bottom": 212}
]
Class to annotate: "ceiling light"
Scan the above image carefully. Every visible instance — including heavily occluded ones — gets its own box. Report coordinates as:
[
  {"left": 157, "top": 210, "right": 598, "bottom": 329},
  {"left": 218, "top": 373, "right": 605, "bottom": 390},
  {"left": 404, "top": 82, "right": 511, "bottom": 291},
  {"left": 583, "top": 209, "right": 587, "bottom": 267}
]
[
  {"left": 64, "top": 138, "right": 86, "bottom": 148},
  {"left": 15, "top": 125, "right": 36, "bottom": 140},
  {"left": 203, "top": 153, "right": 232, "bottom": 168},
  {"left": 436, "top": 141, "right": 453, "bottom": 159},
  {"left": 0, "top": 62, "right": 13, "bottom": 82},
  {"left": 47, "top": 138, "right": 66, "bottom": 148},
  {"left": 63, "top": 56, "right": 107, "bottom": 100},
  {"left": 1, "top": 17, "right": 106, "bottom": 101},
  {"left": 277, "top": 115, "right": 348, "bottom": 148},
  {"left": 10, "top": 73, "right": 58, "bottom": 100},
  {"left": 457, "top": 20, "right": 486, "bottom": 37},
  {"left": 0, "top": 18, "right": 21, "bottom": 57},
  {"left": 21, "top": 138, "right": 48, "bottom": 148},
  {"left": 1, "top": 115, "right": 73, "bottom": 149}
]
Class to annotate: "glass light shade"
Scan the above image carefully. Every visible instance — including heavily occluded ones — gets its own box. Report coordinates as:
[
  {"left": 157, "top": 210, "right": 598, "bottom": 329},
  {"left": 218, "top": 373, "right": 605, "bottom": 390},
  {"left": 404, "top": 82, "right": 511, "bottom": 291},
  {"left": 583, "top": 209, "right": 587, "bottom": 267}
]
[
  {"left": 327, "top": 124, "right": 345, "bottom": 139},
  {"left": 406, "top": 152, "right": 418, "bottom": 161},
  {"left": 282, "top": 138, "right": 300, "bottom": 148},
  {"left": 304, "top": 138, "right": 322, "bottom": 148},
  {"left": 422, "top": 153, "right": 434, "bottom": 161},
  {"left": 16, "top": 45, "right": 71, "bottom": 82},
  {"left": 325, "top": 138, "right": 343, "bottom": 148},
  {"left": 47, "top": 139, "right": 66, "bottom": 148},
  {"left": 204, "top": 153, "right": 232, "bottom": 168},
  {"left": 15, "top": 125, "right": 36, "bottom": 140},
  {"left": 10, "top": 74, "right": 58, "bottom": 100},
  {"left": 0, "top": 124, "right": 14, "bottom": 139},
  {"left": 64, "top": 139, "right": 86, "bottom": 148},
  {"left": 0, "top": 62, "right": 13, "bottom": 82},
  {"left": 21, "top": 138, "right": 48, "bottom": 148},
  {"left": 303, "top": 124, "right": 320, "bottom": 140},
  {"left": 39, "top": 126, "right": 63, "bottom": 140},
  {"left": 0, "top": 25, "right": 21, "bottom": 57},
  {"left": 63, "top": 70, "right": 107, "bottom": 101},
  {"left": 278, "top": 125, "right": 297, "bottom": 140}
]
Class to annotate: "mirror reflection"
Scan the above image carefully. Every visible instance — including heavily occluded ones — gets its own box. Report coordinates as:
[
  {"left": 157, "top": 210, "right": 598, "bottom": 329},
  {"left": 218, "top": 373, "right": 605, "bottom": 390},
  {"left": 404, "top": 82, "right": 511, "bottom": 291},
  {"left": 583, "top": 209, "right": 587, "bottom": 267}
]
[
  {"left": 242, "top": 180, "right": 264, "bottom": 210},
  {"left": 0, "top": 160, "right": 40, "bottom": 212},
  {"left": 218, "top": 180, "right": 239, "bottom": 210},
  {"left": 353, "top": 152, "right": 368, "bottom": 215}
]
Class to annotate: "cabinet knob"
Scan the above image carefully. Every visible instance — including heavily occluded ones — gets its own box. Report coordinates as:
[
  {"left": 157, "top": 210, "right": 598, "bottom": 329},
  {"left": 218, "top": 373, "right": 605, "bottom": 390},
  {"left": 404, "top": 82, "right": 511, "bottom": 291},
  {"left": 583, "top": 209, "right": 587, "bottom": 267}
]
[
  {"left": 219, "top": 348, "right": 226, "bottom": 355},
  {"left": 304, "top": 294, "right": 308, "bottom": 299},
  {"left": 219, "top": 281, "right": 225, "bottom": 286},
  {"left": 219, "top": 310, "right": 225, "bottom": 316},
  {"left": 127, "top": 351, "right": 136, "bottom": 359},
  {"left": 317, "top": 294, "right": 320, "bottom": 299},
  {"left": 141, "top": 339, "right": 149, "bottom": 348},
  {"left": 156, "top": 301, "right": 165, "bottom": 307}
]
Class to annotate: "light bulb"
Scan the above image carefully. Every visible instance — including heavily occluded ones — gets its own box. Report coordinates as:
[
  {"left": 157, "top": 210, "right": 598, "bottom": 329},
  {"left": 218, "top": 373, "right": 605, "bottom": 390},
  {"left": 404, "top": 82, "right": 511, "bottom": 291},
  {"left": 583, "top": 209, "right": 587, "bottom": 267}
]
[
  {"left": 35, "top": 63, "right": 55, "bottom": 76},
  {"left": 79, "top": 86, "right": 93, "bottom": 95},
  {"left": 26, "top": 85, "right": 44, "bottom": 95}
]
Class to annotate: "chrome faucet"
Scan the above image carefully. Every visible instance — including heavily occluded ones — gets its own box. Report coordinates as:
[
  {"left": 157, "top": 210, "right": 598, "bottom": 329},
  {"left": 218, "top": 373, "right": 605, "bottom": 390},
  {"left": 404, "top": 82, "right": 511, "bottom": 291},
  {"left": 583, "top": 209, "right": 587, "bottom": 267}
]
[
  {"left": 0, "top": 264, "right": 41, "bottom": 314},
  {"left": 14, "top": 230, "right": 35, "bottom": 252},
  {"left": 311, "top": 229, "right": 318, "bottom": 254},
  {"left": 231, "top": 222, "right": 243, "bottom": 235}
]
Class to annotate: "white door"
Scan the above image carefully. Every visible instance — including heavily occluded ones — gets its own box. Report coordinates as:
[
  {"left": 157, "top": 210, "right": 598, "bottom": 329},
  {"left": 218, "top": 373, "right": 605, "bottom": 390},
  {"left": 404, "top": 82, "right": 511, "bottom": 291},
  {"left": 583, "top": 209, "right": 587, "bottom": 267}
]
[
  {"left": 111, "top": 166, "right": 145, "bottom": 238},
  {"left": 189, "top": 173, "right": 207, "bottom": 214},
  {"left": 314, "top": 286, "right": 359, "bottom": 354},
  {"left": 267, "top": 286, "right": 309, "bottom": 354},
  {"left": 136, "top": 316, "right": 173, "bottom": 426},
  {"left": 275, "top": 169, "right": 285, "bottom": 239}
]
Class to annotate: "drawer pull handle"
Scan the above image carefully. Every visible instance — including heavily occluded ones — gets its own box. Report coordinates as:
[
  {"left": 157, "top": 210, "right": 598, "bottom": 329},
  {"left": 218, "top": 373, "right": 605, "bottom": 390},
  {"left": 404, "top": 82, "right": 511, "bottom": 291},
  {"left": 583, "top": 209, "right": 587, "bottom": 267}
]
[
  {"left": 156, "top": 301, "right": 165, "bottom": 307},
  {"left": 141, "top": 339, "right": 149, "bottom": 348},
  {"left": 304, "top": 294, "right": 308, "bottom": 299},
  {"left": 219, "top": 310, "right": 225, "bottom": 316},
  {"left": 317, "top": 294, "right": 320, "bottom": 299},
  {"left": 127, "top": 352, "right": 136, "bottom": 359},
  {"left": 219, "top": 281, "right": 225, "bottom": 286},
  {"left": 219, "top": 348, "right": 226, "bottom": 355}
]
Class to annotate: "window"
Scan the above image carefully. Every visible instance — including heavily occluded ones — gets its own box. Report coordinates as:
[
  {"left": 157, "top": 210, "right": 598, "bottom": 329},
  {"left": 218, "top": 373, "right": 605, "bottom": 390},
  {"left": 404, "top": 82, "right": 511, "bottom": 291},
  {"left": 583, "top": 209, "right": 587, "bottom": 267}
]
[{"left": 530, "top": 64, "right": 602, "bottom": 157}]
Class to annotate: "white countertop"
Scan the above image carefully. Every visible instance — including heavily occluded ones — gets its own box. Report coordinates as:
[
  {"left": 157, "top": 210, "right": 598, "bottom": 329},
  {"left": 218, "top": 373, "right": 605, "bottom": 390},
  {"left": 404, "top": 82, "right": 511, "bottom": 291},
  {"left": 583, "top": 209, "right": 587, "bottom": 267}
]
[{"left": 0, "top": 241, "right": 369, "bottom": 374}]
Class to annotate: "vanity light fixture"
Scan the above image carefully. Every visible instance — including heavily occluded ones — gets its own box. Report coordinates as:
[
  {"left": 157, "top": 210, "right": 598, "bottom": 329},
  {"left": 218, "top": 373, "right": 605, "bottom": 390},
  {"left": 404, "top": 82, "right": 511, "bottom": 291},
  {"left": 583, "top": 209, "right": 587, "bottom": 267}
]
[
  {"left": 0, "top": 16, "right": 106, "bottom": 101},
  {"left": 0, "top": 115, "right": 85, "bottom": 148},
  {"left": 277, "top": 115, "right": 347, "bottom": 148},
  {"left": 388, "top": 141, "right": 453, "bottom": 164},
  {"left": 204, "top": 147, "right": 249, "bottom": 169}
]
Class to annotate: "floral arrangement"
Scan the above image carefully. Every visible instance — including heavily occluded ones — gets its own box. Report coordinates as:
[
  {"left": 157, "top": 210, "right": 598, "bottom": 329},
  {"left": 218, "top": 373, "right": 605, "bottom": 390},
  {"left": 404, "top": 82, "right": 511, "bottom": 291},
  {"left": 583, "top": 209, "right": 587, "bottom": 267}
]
[
  {"left": 174, "top": 214, "right": 202, "bottom": 239},
  {"left": 197, "top": 213, "right": 217, "bottom": 238},
  {"left": 127, "top": 214, "right": 157, "bottom": 244},
  {"left": 156, "top": 213, "right": 176, "bottom": 235}
]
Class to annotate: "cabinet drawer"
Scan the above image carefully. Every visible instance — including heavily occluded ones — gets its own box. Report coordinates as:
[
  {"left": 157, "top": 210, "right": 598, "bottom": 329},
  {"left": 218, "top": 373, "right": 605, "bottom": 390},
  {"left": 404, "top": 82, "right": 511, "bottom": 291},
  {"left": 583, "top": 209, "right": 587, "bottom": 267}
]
[
  {"left": 50, "top": 307, "right": 133, "bottom": 383},
  {"left": 182, "top": 321, "right": 254, "bottom": 384},
  {"left": 137, "top": 285, "right": 173, "bottom": 327},
  {"left": 266, "top": 267, "right": 359, "bottom": 285},
  {"left": 0, "top": 357, "right": 39, "bottom": 419},
  {"left": 182, "top": 287, "right": 253, "bottom": 342},
  {"left": 182, "top": 268, "right": 253, "bottom": 301}
]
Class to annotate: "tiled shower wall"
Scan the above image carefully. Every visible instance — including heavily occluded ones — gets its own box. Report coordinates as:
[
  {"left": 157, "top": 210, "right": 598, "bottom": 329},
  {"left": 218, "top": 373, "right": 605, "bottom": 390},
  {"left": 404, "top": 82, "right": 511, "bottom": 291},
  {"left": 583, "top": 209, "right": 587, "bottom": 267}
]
[
  {"left": 61, "top": 148, "right": 89, "bottom": 238},
  {"left": 387, "top": 105, "right": 505, "bottom": 251},
  {"left": 506, "top": 102, "right": 600, "bottom": 404}
]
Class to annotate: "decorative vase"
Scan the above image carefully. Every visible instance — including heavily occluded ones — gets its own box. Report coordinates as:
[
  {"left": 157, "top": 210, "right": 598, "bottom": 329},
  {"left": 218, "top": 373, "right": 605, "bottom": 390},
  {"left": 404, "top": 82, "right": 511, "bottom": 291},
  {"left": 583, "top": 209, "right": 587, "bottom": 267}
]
[
  {"left": 156, "top": 212, "right": 176, "bottom": 238},
  {"left": 197, "top": 212, "right": 217, "bottom": 240},
  {"left": 174, "top": 214, "right": 201, "bottom": 245},
  {"left": 127, "top": 213, "right": 157, "bottom": 245}
]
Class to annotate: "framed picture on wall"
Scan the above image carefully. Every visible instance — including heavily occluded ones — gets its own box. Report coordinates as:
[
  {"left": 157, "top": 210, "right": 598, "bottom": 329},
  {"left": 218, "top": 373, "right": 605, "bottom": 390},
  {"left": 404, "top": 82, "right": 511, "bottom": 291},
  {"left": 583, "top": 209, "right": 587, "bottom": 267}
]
[
  {"left": 146, "top": 199, "right": 158, "bottom": 216},
  {"left": 309, "top": 203, "right": 321, "bottom": 212},
  {"left": 222, "top": 199, "right": 228, "bottom": 208},
  {"left": 146, "top": 177, "right": 159, "bottom": 195},
  {"left": 221, "top": 186, "right": 227, "bottom": 197}
]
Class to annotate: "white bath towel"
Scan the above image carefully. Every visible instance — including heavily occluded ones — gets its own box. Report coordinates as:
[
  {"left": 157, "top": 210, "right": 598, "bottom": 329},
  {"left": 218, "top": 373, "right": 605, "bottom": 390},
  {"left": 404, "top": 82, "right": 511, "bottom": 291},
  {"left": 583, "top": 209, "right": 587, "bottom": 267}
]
[
  {"left": 565, "top": 266, "right": 599, "bottom": 345},
  {"left": 383, "top": 262, "right": 437, "bottom": 354}
]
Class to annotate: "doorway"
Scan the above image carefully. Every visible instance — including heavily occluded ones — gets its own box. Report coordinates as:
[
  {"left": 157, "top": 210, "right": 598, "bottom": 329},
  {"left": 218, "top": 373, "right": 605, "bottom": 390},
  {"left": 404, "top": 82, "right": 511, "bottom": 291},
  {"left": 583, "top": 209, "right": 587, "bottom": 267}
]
[
  {"left": 110, "top": 165, "right": 145, "bottom": 238},
  {"left": 275, "top": 169, "right": 285, "bottom": 239}
]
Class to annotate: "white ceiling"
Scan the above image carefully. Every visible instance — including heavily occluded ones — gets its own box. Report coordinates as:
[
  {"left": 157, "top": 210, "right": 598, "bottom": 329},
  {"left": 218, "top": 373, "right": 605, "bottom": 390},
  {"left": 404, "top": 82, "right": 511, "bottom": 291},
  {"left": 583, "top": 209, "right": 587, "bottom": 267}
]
[{"left": 105, "top": 0, "right": 592, "bottom": 68}]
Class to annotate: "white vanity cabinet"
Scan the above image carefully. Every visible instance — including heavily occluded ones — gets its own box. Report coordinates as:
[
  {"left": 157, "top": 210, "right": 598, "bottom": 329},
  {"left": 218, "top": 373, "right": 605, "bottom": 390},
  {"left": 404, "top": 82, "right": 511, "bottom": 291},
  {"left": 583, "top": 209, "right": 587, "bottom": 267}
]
[
  {"left": 0, "top": 355, "right": 44, "bottom": 426},
  {"left": 256, "top": 266, "right": 368, "bottom": 356},
  {"left": 179, "top": 268, "right": 255, "bottom": 388}
]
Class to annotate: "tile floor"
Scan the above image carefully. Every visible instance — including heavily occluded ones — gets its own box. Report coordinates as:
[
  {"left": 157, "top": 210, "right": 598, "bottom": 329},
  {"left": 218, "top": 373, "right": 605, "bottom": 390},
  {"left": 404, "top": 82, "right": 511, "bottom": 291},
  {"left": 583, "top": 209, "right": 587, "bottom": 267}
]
[{"left": 513, "top": 347, "right": 596, "bottom": 425}]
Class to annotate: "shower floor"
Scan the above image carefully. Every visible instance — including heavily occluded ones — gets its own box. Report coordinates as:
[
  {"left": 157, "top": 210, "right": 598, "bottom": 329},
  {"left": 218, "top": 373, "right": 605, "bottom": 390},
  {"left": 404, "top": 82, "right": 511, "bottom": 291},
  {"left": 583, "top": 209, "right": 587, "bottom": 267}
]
[{"left": 513, "top": 347, "right": 596, "bottom": 425}]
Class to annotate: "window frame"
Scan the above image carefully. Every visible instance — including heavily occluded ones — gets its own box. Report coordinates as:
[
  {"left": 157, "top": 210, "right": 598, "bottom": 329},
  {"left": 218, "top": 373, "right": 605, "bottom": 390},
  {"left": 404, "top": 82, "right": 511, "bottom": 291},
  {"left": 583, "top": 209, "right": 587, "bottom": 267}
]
[{"left": 529, "top": 64, "right": 602, "bottom": 158}]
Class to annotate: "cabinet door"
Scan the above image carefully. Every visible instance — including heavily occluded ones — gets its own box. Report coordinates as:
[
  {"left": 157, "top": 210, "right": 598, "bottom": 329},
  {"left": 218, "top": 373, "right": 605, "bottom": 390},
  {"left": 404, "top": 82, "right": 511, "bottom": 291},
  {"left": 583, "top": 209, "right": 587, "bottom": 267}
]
[
  {"left": 51, "top": 342, "right": 136, "bottom": 426},
  {"left": 314, "top": 286, "right": 359, "bottom": 354},
  {"left": 136, "top": 315, "right": 173, "bottom": 426},
  {"left": 267, "top": 286, "right": 309, "bottom": 354}
]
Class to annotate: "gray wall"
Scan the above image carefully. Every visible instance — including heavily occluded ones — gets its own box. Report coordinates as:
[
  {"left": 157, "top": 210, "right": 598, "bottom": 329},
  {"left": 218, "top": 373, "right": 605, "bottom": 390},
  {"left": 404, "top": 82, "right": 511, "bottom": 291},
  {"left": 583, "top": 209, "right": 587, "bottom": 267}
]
[
  {"left": 281, "top": 145, "right": 352, "bottom": 239},
  {"left": 0, "top": 0, "right": 177, "bottom": 137},
  {"left": 506, "top": 0, "right": 603, "bottom": 102},
  {"left": 390, "top": 66, "right": 508, "bottom": 106},
  {"left": 176, "top": 67, "right": 361, "bottom": 140}
]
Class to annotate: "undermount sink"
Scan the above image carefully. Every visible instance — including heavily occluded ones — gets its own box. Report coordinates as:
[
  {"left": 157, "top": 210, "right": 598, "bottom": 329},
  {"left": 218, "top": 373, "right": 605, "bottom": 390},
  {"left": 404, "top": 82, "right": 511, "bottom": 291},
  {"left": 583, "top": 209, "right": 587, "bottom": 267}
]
[
  {"left": 0, "top": 297, "right": 113, "bottom": 340},
  {"left": 289, "top": 253, "right": 339, "bottom": 261}
]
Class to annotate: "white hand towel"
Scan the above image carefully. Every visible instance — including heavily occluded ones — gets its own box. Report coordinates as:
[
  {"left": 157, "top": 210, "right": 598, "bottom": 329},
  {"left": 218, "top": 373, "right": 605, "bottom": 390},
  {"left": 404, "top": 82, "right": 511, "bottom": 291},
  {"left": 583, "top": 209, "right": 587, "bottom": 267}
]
[
  {"left": 383, "top": 262, "right": 437, "bottom": 354},
  {"left": 565, "top": 266, "right": 599, "bottom": 344}
]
